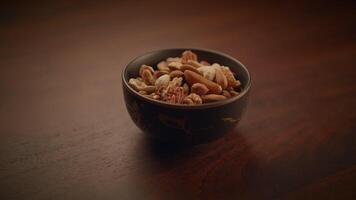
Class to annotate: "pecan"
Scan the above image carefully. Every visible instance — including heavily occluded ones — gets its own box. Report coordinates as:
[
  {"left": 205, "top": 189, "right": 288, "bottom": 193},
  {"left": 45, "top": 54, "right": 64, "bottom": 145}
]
[
  {"left": 191, "top": 83, "right": 209, "bottom": 96},
  {"left": 184, "top": 70, "right": 222, "bottom": 94},
  {"left": 183, "top": 93, "right": 202, "bottom": 105},
  {"left": 201, "top": 94, "right": 227, "bottom": 103},
  {"left": 182, "top": 50, "right": 198, "bottom": 63},
  {"left": 215, "top": 68, "right": 228, "bottom": 89},
  {"left": 166, "top": 87, "right": 185, "bottom": 104}
]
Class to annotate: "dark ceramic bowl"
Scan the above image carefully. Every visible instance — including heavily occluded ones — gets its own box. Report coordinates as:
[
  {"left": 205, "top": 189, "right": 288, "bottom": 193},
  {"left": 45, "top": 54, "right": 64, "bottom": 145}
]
[{"left": 122, "top": 48, "right": 251, "bottom": 144}]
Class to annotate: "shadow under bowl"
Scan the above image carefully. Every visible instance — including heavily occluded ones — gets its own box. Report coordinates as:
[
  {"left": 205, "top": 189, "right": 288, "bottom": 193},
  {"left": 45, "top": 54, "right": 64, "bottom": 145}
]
[{"left": 122, "top": 48, "right": 251, "bottom": 144}]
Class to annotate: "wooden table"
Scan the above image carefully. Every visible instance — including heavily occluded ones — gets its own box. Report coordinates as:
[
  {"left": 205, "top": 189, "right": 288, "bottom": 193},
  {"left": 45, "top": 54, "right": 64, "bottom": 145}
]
[{"left": 1, "top": 1, "right": 355, "bottom": 199}]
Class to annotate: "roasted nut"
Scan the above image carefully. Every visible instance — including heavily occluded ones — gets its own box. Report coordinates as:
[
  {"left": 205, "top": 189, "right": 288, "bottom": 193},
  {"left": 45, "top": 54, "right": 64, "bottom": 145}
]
[
  {"left": 229, "top": 90, "right": 240, "bottom": 96},
  {"left": 221, "top": 66, "right": 240, "bottom": 88},
  {"left": 129, "top": 50, "right": 242, "bottom": 105},
  {"left": 200, "top": 60, "right": 210, "bottom": 66},
  {"left": 154, "top": 70, "right": 169, "bottom": 79},
  {"left": 201, "top": 94, "right": 227, "bottom": 103},
  {"left": 129, "top": 78, "right": 147, "bottom": 91},
  {"left": 166, "top": 57, "right": 182, "bottom": 64},
  {"left": 215, "top": 68, "right": 228, "bottom": 89},
  {"left": 191, "top": 83, "right": 209, "bottom": 96},
  {"left": 167, "top": 87, "right": 185, "bottom": 104},
  {"left": 197, "top": 66, "right": 216, "bottom": 81},
  {"left": 155, "top": 74, "right": 170, "bottom": 87},
  {"left": 180, "top": 64, "right": 201, "bottom": 74},
  {"left": 183, "top": 83, "right": 189, "bottom": 94},
  {"left": 168, "top": 61, "right": 182, "bottom": 71},
  {"left": 142, "top": 85, "right": 156, "bottom": 94},
  {"left": 183, "top": 93, "right": 202, "bottom": 105},
  {"left": 184, "top": 70, "right": 222, "bottom": 94},
  {"left": 182, "top": 50, "right": 198, "bottom": 63},
  {"left": 211, "top": 63, "right": 221, "bottom": 68},
  {"left": 141, "top": 69, "right": 155, "bottom": 85},
  {"left": 222, "top": 90, "right": 231, "bottom": 98},
  {"left": 187, "top": 60, "right": 204, "bottom": 68},
  {"left": 139, "top": 65, "right": 154, "bottom": 77},
  {"left": 147, "top": 93, "right": 160, "bottom": 100},
  {"left": 157, "top": 61, "right": 169, "bottom": 72},
  {"left": 138, "top": 90, "right": 147, "bottom": 95},
  {"left": 170, "top": 77, "right": 183, "bottom": 87},
  {"left": 169, "top": 70, "right": 184, "bottom": 78}
]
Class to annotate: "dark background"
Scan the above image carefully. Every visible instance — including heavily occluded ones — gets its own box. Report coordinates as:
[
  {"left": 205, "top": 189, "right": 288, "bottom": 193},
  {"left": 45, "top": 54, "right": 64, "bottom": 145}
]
[{"left": 1, "top": 1, "right": 355, "bottom": 199}]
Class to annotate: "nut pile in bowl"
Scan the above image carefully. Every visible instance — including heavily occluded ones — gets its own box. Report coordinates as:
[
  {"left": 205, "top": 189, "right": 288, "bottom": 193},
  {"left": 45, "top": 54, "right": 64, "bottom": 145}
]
[{"left": 128, "top": 50, "right": 242, "bottom": 105}]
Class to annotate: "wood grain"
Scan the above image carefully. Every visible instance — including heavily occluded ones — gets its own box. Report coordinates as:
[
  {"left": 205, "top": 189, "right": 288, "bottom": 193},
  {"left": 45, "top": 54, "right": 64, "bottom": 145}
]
[{"left": 1, "top": 1, "right": 355, "bottom": 199}]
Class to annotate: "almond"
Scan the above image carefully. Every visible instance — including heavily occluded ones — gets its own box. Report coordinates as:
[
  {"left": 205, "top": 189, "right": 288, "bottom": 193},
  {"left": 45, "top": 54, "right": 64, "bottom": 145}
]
[
  {"left": 184, "top": 70, "right": 222, "bottom": 94},
  {"left": 183, "top": 83, "right": 189, "bottom": 94},
  {"left": 180, "top": 64, "right": 201, "bottom": 74},
  {"left": 201, "top": 94, "right": 227, "bottom": 103},
  {"left": 169, "top": 70, "right": 184, "bottom": 78},
  {"left": 215, "top": 68, "right": 228, "bottom": 89},
  {"left": 191, "top": 83, "right": 209, "bottom": 96}
]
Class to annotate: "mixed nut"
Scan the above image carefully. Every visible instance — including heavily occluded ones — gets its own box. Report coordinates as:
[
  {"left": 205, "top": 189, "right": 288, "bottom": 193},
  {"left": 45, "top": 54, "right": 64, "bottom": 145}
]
[{"left": 128, "top": 50, "right": 242, "bottom": 105}]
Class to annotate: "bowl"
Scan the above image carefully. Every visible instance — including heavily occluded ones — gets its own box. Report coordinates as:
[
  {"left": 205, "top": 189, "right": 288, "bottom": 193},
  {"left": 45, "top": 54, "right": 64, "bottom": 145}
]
[{"left": 122, "top": 48, "right": 251, "bottom": 144}]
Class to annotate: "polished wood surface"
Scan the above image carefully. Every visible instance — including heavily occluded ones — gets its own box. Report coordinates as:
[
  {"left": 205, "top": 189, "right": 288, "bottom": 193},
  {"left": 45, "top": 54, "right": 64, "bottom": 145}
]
[{"left": 1, "top": 1, "right": 355, "bottom": 199}]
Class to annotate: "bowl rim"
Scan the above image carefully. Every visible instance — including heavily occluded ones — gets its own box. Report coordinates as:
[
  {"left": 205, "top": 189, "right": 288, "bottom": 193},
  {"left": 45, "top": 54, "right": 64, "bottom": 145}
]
[{"left": 122, "top": 48, "right": 251, "bottom": 109}]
